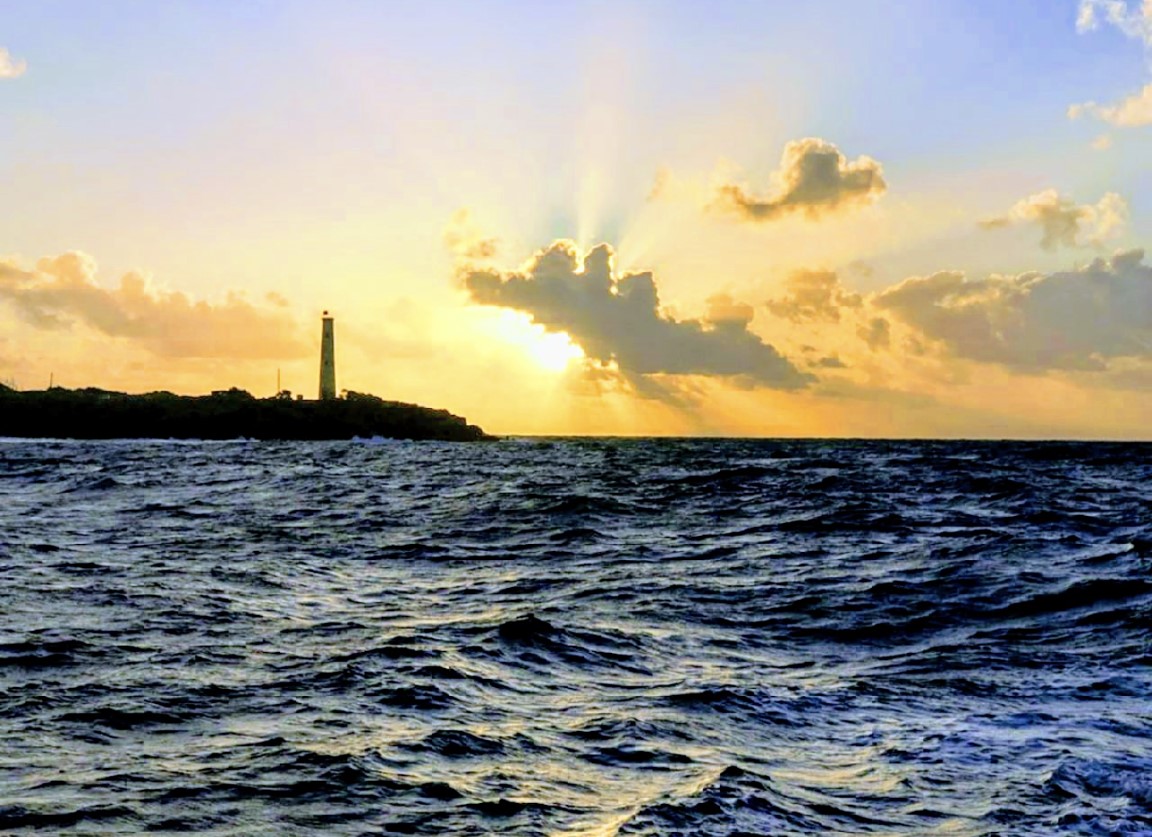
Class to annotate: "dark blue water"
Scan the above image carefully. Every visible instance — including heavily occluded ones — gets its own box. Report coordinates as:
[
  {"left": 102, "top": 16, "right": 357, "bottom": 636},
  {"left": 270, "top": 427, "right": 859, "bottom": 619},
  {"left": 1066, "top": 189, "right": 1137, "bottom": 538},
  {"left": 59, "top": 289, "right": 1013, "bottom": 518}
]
[{"left": 1, "top": 438, "right": 1150, "bottom": 835}]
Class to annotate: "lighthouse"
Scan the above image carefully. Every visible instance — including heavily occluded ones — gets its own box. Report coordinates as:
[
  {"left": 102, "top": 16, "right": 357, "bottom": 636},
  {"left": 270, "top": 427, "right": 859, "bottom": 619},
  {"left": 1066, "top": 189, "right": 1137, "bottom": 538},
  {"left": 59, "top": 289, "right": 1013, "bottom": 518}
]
[{"left": 319, "top": 311, "right": 336, "bottom": 400}]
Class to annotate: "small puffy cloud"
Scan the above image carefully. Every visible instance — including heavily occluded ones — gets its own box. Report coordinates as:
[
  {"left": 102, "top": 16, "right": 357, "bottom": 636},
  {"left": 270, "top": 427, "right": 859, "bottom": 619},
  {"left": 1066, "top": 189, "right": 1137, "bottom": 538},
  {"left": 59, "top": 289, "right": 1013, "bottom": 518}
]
[
  {"left": 1069, "top": 83, "right": 1152, "bottom": 127},
  {"left": 979, "top": 189, "right": 1128, "bottom": 249},
  {"left": 647, "top": 167, "right": 672, "bottom": 202},
  {"left": 1077, "top": 0, "right": 1152, "bottom": 45},
  {"left": 0, "top": 48, "right": 26, "bottom": 79},
  {"left": 0, "top": 251, "right": 308, "bottom": 359},
  {"left": 811, "top": 355, "right": 847, "bottom": 369},
  {"left": 462, "top": 240, "right": 812, "bottom": 389},
  {"left": 857, "top": 317, "right": 891, "bottom": 351},
  {"left": 1092, "top": 133, "right": 1115, "bottom": 150},
  {"left": 766, "top": 269, "right": 863, "bottom": 323},
  {"left": 1072, "top": 3, "right": 1152, "bottom": 128},
  {"left": 874, "top": 248, "right": 1152, "bottom": 372},
  {"left": 704, "top": 293, "right": 755, "bottom": 328},
  {"left": 443, "top": 208, "right": 499, "bottom": 261},
  {"left": 713, "top": 138, "right": 887, "bottom": 222}
]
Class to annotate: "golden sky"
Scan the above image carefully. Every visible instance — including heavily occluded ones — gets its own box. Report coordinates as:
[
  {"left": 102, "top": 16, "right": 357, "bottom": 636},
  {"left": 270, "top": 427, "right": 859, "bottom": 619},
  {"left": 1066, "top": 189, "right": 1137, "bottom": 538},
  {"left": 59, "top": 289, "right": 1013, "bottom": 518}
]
[{"left": 3, "top": 1, "right": 1152, "bottom": 437}]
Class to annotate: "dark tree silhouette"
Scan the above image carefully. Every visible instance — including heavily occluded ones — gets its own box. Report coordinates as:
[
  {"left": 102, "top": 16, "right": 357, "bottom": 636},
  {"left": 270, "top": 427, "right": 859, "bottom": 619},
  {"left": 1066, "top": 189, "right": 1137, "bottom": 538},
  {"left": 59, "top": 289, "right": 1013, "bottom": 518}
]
[{"left": 0, "top": 387, "right": 490, "bottom": 441}]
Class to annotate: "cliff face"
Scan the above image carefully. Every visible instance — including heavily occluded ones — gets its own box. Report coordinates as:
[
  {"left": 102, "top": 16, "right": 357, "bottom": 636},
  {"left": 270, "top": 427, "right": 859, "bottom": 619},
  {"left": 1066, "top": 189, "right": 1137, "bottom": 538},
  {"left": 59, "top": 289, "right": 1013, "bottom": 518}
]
[{"left": 0, "top": 387, "right": 491, "bottom": 441}]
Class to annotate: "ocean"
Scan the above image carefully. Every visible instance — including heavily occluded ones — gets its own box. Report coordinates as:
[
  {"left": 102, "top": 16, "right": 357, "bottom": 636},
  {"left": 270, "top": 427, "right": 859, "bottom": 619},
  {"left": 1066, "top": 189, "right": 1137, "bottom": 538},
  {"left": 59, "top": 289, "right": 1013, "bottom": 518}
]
[{"left": 1, "top": 438, "right": 1150, "bottom": 835}]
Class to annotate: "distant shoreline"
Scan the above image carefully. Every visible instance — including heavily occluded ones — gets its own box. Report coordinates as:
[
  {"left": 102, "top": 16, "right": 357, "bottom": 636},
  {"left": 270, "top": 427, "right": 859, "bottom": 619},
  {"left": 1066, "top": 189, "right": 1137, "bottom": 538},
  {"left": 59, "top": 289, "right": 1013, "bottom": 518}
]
[{"left": 0, "top": 385, "right": 491, "bottom": 442}]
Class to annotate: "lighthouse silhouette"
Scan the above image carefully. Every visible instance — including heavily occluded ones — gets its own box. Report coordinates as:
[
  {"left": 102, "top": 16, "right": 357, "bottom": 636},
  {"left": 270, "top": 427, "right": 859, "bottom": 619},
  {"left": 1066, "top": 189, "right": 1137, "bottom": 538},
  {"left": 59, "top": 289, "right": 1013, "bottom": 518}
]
[{"left": 319, "top": 311, "right": 336, "bottom": 400}]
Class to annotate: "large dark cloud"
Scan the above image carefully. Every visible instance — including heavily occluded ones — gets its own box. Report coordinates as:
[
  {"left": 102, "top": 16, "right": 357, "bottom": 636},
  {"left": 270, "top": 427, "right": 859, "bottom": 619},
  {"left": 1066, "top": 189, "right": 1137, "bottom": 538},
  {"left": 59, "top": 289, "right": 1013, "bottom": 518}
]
[
  {"left": 874, "top": 249, "right": 1152, "bottom": 371},
  {"left": 714, "top": 138, "right": 886, "bottom": 222},
  {"left": 463, "top": 241, "right": 812, "bottom": 389},
  {"left": 0, "top": 252, "right": 308, "bottom": 359}
]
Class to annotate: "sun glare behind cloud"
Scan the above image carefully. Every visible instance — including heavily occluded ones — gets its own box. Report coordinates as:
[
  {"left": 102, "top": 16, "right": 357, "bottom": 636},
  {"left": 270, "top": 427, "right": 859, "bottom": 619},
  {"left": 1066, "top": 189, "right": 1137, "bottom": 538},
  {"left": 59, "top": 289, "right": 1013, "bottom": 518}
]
[
  {"left": 531, "top": 329, "right": 586, "bottom": 371},
  {"left": 486, "top": 310, "right": 585, "bottom": 373}
]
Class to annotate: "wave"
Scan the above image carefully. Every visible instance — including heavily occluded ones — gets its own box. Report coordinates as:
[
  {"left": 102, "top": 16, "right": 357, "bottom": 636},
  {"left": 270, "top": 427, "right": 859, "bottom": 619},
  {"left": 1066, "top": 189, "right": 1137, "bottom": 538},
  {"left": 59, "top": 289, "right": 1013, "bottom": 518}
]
[{"left": 2, "top": 437, "right": 1150, "bottom": 834}]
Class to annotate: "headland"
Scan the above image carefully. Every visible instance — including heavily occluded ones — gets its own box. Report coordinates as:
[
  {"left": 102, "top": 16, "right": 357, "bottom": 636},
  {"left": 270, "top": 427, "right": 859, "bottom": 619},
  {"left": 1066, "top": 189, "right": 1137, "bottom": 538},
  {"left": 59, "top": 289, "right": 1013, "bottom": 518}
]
[{"left": 0, "top": 384, "right": 491, "bottom": 441}]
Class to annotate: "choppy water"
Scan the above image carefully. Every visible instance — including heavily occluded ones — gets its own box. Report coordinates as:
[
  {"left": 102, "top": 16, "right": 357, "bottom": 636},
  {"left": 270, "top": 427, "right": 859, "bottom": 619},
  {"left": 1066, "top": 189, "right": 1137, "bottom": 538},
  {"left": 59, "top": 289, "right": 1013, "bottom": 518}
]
[{"left": 1, "top": 438, "right": 1150, "bottom": 835}]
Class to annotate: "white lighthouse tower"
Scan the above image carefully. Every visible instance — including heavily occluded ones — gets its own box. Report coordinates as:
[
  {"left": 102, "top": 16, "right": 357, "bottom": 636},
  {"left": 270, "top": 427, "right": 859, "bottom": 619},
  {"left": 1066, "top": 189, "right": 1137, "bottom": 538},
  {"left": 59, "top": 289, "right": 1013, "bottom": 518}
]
[{"left": 319, "top": 311, "right": 336, "bottom": 400}]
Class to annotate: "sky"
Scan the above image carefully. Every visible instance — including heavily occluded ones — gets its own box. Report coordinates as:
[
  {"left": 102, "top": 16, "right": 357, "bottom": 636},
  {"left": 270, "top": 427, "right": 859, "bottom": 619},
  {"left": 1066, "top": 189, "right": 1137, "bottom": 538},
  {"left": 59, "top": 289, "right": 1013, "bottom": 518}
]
[{"left": 3, "top": 0, "right": 1152, "bottom": 437}]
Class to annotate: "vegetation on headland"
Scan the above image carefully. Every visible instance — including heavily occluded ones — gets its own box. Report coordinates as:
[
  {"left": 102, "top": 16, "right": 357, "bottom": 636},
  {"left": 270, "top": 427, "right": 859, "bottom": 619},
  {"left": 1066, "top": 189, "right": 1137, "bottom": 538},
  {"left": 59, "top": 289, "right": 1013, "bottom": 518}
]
[{"left": 0, "top": 385, "right": 491, "bottom": 441}]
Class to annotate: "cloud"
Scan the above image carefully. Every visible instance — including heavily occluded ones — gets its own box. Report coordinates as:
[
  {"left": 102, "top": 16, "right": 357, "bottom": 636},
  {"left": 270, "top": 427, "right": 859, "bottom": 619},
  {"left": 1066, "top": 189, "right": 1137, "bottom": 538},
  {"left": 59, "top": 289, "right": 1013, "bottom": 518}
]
[
  {"left": 978, "top": 189, "right": 1128, "bottom": 249},
  {"left": 811, "top": 355, "right": 847, "bottom": 369},
  {"left": 766, "top": 269, "right": 863, "bottom": 323},
  {"left": 443, "top": 208, "right": 499, "bottom": 261},
  {"left": 704, "top": 293, "right": 755, "bottom": 328},
  {"left": 1069, "top": 83, "right": 1152, "bottom": 126},
  {"left": 0, "top": 251, "right": 309, "bottom": 359},
  {"left": 857, "top": 317, "right": 891, "bottom": 351},
  {"left": 1072, "top": 3, "right": 1152, "bottom": 127},
  {"left": 874, "top": 248, "right": 1152, "bottom": 372},
  {"left": 1077, "top": 0, "right": 1152, "bottom": 46},
  {"left": 0, "top": 48, "right": 26, "bottom": 79},
  {"left": 462, "top": 240, "right": 812, "bottom": 389},
  {"left": 647, "top": 167, "right": 672, "bottom": 202},
  {"left": 713, "top": 138, "right": 887, "bottom": 222}
]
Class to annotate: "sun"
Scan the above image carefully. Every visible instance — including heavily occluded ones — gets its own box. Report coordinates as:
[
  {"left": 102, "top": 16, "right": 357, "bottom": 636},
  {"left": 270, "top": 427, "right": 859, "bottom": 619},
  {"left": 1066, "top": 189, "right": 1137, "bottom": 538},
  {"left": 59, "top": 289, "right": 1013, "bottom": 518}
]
[
  {"left": 529, "top": 329, "right": 585, "bottom": 371},
  {"left": 484, "top": 310, "right": 585, "bottom": 372}
]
